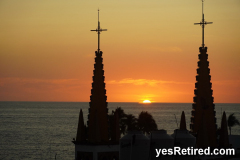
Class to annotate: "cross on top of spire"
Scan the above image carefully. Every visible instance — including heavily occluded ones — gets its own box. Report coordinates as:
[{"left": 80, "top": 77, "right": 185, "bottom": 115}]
[
  {"left": 194, "top": 0, "right": 213, "bottom": 48},
  {"left": 91, "top": 9, "right": 107, "bottom": 53}
]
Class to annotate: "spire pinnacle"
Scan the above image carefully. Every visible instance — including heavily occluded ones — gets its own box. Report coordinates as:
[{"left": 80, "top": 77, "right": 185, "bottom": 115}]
[
  {"left": 91, "top": 9, "right": 107, "bottom": 53},
  {"left": 98, "top": 8, "right": 99, "bottom": 22},
  {"left": 219, "top": 111, "right": 229, "bottom": 148},
  {"left": 180, "top": 111, "right": 187, "bottom": 130},
  {"left": 194, "top": 0, "right": 213, "bottom": 48},
  {"left": 76, "top": 109, "right": 85, "bottom": 142}
]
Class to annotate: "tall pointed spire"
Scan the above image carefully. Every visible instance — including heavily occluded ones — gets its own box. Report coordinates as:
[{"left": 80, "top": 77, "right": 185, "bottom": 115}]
[
  {"left": 180, "top": 111, "right": 187, "bottom": 130},
  {"left": 190, "top": 0, "right": 217, "bottom": 147},
  {"left": 219, "top": 111, "right": 229, "bottom": 148},
  {"left": 91, "top": 9, "right": 107, "bottom": 53},
  {"left": 76, "top": 109, "right": 85, "bottom": 142},
  {"left": 73, "top": 10, "right": 119, "bottom": 160},
  {"left": 194, "top": 0, "right": 213, "bottom": 47},
  {"left": 88, "top": 9, "right": 109, "bottom": 143}
]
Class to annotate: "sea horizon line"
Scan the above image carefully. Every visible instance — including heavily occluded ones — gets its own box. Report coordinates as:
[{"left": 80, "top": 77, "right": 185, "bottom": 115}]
[{"left": 0, "top": 101, "right": 239, "bottom": 104}]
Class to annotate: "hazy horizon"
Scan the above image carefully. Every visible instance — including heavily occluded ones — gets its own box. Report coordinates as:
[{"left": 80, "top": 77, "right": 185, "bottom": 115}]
[{"left": 1, "top": 101, "right": 240, "bottom": 104}]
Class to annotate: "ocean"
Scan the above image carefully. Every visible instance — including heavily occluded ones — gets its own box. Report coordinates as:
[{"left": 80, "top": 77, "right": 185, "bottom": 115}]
[{"left": 0, "top": 102, "right": 239, "bottom": 160}]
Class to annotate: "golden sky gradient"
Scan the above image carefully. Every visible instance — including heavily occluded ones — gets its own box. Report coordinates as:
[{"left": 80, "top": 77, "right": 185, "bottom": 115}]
[{"left": 0, "top": 0, "right": 239, "bottom": 102}]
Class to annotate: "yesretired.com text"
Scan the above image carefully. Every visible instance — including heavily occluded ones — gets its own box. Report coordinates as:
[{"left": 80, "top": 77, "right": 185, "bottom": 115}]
[{"left": 155, "top": 147, "right": 235, "bottom": 157}]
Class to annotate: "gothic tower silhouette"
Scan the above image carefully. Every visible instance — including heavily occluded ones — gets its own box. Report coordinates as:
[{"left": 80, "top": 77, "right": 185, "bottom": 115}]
[
  {"left": 190, "top": 1, "right": 217, "bottom": 148},
  {"left": 88, "top": 13, "right": 109, "bottom": 142},
  {"left": 73, "top": 10, "right": 119, "bottom": 160}
]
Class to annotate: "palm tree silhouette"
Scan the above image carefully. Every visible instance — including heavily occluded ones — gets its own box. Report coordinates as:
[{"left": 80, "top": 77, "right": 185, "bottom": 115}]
[
  {"left": 227, "top": 113, "right": 240, "bottom": 135},
  {"left": 125, "top": 114, "right": 138, "bottom": 131},
  {"left": 138, "top": 111, "right": 157, "bottom": 135},
  {"left": 113, "top": 108, "right": 158, "bottom": 135}
]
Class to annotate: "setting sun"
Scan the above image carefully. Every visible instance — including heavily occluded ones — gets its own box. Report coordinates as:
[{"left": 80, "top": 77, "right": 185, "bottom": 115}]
[{"left": 143, "top": 100, "right": 151, "bottom": 103}]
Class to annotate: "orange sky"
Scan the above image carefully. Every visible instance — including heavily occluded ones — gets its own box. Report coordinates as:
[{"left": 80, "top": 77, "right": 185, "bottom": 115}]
[{"left": 0, "top": 0, "right": 239, "bottom": 103}]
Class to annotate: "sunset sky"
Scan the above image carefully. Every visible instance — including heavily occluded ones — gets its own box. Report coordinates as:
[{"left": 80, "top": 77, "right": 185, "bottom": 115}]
[{"left": 0, "top": 0, "right": 239, "bottom": 103}]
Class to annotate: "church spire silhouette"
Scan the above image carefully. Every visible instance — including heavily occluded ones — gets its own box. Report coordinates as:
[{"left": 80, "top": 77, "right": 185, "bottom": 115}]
[
  {"left": 73, "top": 10, "right": 119, "bottom": 160},
  {"left": 194, "top": 0, "right": 213, "bottom": 47},
  {"left": 190, "top": 0, "right": 217, "bottom": 148},
  {"left": 87, "top": 9, "right": 109, "bottom": 143},
  {"left": 91, "top": 9, "right": 107, "bottom": 53}
]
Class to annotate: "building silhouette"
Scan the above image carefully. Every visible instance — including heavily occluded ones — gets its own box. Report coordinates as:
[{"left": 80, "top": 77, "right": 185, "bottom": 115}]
[
  {"left": 190, "top": 0, "right": 217, "bottom": 148},
  {"left": 72, "top": 10, "right": 119, "bottom": 160}
]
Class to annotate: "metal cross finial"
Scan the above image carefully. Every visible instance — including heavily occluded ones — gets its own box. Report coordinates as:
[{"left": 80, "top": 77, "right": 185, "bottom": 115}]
[
  {"left": 98, "top": 8, "right": 99, "bottom": 22},
  {"left": 91, "top": 9, "right": 107, "bottom": 53},
  {"left": 194, "top": 0, "right": 213, "bottom": 48}
]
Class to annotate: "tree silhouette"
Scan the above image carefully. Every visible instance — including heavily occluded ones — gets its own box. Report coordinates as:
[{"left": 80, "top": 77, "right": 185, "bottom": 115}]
[
  {"left": 125, "top": 114, "right": 138, "bottom": 131},
  {"left": 114, "top": 107, "right": 127, "bottom": 135},
  {"left": 227, "top": 113, "right": 240, "bottom": 135},
  {"left": 138, "top": 111, "right": 157, "bottom": 135},
  {"left": 115, "top": 107, "right": 125, "bottom": 119},
  {"left": 112, "top": 108, "right": 158, "bottom": 136}
]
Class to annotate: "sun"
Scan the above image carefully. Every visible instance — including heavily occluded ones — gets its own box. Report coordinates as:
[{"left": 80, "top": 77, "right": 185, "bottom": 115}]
[{"left": 142, "top": 100, "right": 151, "bottom": 103}]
